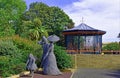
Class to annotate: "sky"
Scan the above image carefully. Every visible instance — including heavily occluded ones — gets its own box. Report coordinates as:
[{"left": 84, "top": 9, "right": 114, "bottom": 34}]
[{"left": 25, "top": 0, "right": 120, "bottom": 43}]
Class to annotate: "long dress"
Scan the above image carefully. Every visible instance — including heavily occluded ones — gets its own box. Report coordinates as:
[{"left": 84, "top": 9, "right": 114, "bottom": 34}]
[
  {"left": 26, "top": 54, "right": 38, "bottom": 71},
  {"left": 41, "top": 43, "right": 49, "bottom": 68},
  {"left": 42, "top": 43, "right": 62, "bottom": 75}
]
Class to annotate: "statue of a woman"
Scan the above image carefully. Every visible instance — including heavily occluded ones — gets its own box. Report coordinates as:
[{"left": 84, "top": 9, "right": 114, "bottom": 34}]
[
  {"left": 38, "top": 36, "right": 49, "bottom": 68},
  {"left": 38, "top": 35, "right": 62, "bottom": 75}
]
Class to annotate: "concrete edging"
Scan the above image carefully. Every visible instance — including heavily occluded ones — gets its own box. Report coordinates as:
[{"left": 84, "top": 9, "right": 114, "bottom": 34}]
[
  {"left": 7, "top": 68, "right": 75, "bottom": 78},
  {"left": 70, "top": 69, "right": 76, "bottom": 78}
]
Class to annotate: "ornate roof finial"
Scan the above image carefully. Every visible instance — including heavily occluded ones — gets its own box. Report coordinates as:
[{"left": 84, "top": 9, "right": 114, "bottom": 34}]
[{"left": 81, "top": 17, "right": 84, "bottom": 23}]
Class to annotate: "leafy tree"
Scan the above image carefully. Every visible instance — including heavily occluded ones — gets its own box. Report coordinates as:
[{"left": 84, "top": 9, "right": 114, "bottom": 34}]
[
  {"left": 20, "top": 2, "right": 74, "bottom": 39},
  {"left": 0, "top": 0, "right": 26, "bottom": 37},
  {"left": 20, "top": 18, "right": 48, "bottom": 40}
]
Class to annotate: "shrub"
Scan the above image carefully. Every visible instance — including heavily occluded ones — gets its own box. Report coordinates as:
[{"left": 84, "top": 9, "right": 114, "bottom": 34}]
[
  {"left": 102, "top": 42, "right": 119, "bottom": 50},
  {"left": 0, "top": 36, "right": 42, "bottom": 77},
  {"left": 0, "top": 35, "right": 42, "bottom": 63},
  {"left": 0, "top": 56, "right": 26, "bottom": 77},
  {"left": 54, "top": 45, "right": 73, "bottom": 69},
  {"left": 0, "top": 40, "right": 25, "bottom": 77},
  {"left": 0, "top": 40, "right": 17, "bottom": 56},
  {"left": 0, "top": 56, "right": 10, "bottom": 77},
  {"left": 11, "top": 35, "right": 42, "bottom": 63}
]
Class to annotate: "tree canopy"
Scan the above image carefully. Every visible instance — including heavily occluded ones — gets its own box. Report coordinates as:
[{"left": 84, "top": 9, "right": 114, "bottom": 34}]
[
  {"left": 19, "top": 2, "right": 74, "bottom": 40},
  {"left": 0, "top": 0, "right": 26, "bottom": 36},
  {"left": 0, "top": 1, "right": 74, "bottom": 43}
]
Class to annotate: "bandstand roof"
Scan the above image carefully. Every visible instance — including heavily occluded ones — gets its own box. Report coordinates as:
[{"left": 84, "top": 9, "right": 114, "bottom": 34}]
[{"left": 63, "top": 23, "right": 106, "bottom": 35}]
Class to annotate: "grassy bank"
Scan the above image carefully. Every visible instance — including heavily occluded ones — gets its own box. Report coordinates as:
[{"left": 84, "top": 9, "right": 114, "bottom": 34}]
[{"left": 71, "top": 54, "right": 120, "bottom": 69}]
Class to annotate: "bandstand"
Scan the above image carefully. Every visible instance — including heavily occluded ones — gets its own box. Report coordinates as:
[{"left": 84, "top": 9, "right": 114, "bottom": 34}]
[{"left": 63, "top": 23, "right": 106, "bottom": 54}]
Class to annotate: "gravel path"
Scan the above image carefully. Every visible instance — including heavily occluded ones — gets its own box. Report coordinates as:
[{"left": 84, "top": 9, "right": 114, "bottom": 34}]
[{"left": 72, "top": 68, "right": 120, "bottom": 78}]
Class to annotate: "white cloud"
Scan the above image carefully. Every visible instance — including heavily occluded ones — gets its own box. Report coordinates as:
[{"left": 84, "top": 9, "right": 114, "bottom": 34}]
[{"left": 63, "top": 0, "right": 120, "bottom": 42}]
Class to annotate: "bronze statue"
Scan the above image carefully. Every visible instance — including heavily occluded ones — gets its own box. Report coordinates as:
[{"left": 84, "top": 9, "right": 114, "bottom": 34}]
[
  {"left": 38, "top": 35, "right": 62, "bottom": 75},
  {"left": 26, "top": 53, "right": 38, "bottom": 76}
]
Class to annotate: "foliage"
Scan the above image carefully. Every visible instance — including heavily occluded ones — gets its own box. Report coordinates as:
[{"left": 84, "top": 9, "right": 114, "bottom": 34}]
[
  {"left": 3, "top": 35, "right": 42, "bottom": 62},
  {"left": 102, "top": 42, "right": 119, "bottom": 50},
  {"left": 19, "top": 2, "right": 74, "bottom": 41},
  {"left": 0, "top": 0, "right": 26, "bottom": 37},
  {"left": 0, "top": 36, "right": 42, "bottom": 77},
  {"left": 0, "top": 56, "right": 12, "bottom": 77},
  {"left": 0, "top": 40, "right": 25, "bottom": 77},
  {"left": 0, "top": 56, "right": 25, "bottom": 77},
  {"left": 0, "top": 40, "right": 17, "bottom": 56},
  {"left": 54, "top": 45, "right": 73, "bottom": 69},
  {"left": 19, "top": 18, "right": 48, "bottom": 40}
]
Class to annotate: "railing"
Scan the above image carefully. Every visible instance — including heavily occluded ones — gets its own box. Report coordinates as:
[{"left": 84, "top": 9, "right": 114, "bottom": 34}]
[
  {"left": 66, "top": 50, "right": 120, "bottom": 54},
  {"left": 66, "top": 50, "right": 99, "bottom": 54},
  {"left": 102, "top": 50, "right": 120, "bottom": 54}
]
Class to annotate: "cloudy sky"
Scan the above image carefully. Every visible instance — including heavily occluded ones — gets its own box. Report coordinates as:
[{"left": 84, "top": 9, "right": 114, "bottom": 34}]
[{"left": 25, "top": 0, "right": 120, "bottom": 43}]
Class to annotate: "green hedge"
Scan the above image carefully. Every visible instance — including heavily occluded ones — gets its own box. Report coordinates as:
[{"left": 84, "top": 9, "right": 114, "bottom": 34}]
[{"left": 102, "top": 42, "right": 119, "bottom": 50}]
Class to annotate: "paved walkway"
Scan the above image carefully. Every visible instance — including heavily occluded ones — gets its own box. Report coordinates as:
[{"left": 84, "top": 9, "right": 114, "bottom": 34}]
[
  {"left": 72, "top": 68, "right": 120, "bottom": 78},
  {"left": 20, "top": 71, "right": 72, "bottom": 78}
]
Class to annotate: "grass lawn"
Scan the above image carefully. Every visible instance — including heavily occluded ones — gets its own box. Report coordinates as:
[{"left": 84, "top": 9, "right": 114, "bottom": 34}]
[{"left": 71, "top": 54, "right": 120, "bottom": 69}]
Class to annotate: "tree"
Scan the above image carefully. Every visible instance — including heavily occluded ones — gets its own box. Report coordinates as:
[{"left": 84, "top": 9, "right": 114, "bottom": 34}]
[
  {"left": 20, "top": 18, "right": 48, "bottom": 40},
  {"left": 20, "top": 2, "right": 74, "bottom": 39},
  {"left": 0, "top": 0, "right": 26, "bottom": 37}
]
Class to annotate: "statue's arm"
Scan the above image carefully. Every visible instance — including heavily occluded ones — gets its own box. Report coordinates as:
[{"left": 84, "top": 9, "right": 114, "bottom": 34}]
[
  {"left": 26, "top": 59, "right": 29, "bottom": 65},
  {"left": 41, "top": 45, "right": 52, "bottom": 65}
]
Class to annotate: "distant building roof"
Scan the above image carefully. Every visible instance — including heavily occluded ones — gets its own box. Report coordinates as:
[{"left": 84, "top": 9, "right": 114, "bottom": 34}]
[
  {"left": 72, "top": 23, "right": 96, "bottom": 30},
  {"left": 65, "top": 23, "right": 101, "bottom": 31},
  {"left": 63, "top": 23, "right": 106, "bottom": 35}
]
